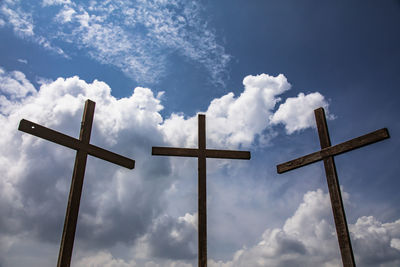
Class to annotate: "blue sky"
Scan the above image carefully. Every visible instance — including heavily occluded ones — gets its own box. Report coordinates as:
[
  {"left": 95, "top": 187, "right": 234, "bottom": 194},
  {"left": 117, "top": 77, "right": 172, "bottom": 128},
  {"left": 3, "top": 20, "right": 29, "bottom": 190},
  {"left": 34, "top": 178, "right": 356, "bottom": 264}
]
[{"left": 1, "top": 0, "right": 399, "bottom": 266}]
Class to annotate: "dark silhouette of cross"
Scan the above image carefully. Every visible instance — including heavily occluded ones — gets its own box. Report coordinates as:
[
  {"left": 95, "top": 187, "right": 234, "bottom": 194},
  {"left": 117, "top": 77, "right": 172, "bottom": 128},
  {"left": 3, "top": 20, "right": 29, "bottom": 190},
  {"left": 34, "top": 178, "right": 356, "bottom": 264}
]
[
  {"left": 277, "top": 107, "right": 390, "bottom": 267},
  {"left": 18, "top": 99, "right": 135, "bottom": 267},
  {"left": 152, "top": 114, "right": 251, "bottom": 267}
]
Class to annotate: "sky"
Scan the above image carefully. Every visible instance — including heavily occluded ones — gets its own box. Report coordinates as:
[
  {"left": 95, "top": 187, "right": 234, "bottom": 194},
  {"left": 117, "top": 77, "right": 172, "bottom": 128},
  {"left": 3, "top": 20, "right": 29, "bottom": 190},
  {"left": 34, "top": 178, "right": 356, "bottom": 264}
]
[{"left": 0, "top": 0, "right": 400, "bottom": 266}]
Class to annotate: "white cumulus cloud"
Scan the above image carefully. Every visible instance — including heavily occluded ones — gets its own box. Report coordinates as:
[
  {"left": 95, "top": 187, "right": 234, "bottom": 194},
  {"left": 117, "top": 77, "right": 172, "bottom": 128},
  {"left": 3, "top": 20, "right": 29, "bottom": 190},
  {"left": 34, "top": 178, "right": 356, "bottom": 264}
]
[
  {"left": 270, "top": 92, "right": 330, "bottom": 134},
  {"left": 209, "top": 189, "right": 400, "bottom": 267},
  {"left": 0, "top": 67, "right": 36, "bottom": 100},
  {"left": 1, "top": 67, "right": 363, "bottom": 267},
  {"left": 161, "top": 73, "right": 327, "bottom": 150},
  {"left": 74, "top": 251, "right": 137, "bottom": 267}
]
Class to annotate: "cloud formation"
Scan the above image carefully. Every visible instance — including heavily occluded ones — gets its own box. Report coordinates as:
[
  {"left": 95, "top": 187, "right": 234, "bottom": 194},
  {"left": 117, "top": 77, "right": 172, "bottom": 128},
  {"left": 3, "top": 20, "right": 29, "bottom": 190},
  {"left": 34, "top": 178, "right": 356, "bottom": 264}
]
[
  {"left": 161, "top": 73, "right": 328, "bottom": 149},
  {"left": 270, "top": 92, "right": 331, "bottom": 134},
  {"left": 0, "top": 2, "right": 34, "bottom": 37},
  {"left": 0, "top": 67, "right": 36, "bottom": 100},
  {"left": 3, "top": 67, "right": 397, "bottom": 266},
  {"left": 209, "top": 190, "right": 400, "bottom": 267},
  {"left": 0, "top": 0, "right": 230, "bottom": 84},
  {"left": 0, "top": 70, "right": 168, "bottom": 265},
  {"left": 0, "top": 1, "right": 68, "bottom": 57}
]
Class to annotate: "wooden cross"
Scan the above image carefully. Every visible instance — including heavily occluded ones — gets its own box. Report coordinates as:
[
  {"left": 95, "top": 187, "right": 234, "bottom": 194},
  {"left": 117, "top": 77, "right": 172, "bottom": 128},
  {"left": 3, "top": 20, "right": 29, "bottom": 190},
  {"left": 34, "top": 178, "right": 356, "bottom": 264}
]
[
  {"left": 277, "top": 107, "right": 390, "bottom": 267},
  {"left": 152, "top": 114, "right": 251, "bottom": 267},
  {"left": 18, "top": 100, "right": 135, "bottom": 267}
]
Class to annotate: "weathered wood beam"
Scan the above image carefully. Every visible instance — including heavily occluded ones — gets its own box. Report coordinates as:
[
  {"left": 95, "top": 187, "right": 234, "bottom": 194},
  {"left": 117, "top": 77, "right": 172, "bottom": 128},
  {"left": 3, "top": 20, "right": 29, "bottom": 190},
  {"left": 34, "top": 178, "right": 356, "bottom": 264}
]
[
  {"left": 19, "top": 119, "right": 135, "bottom": 169},
  {"left": 277, "top": 128, "right": 389, "bottom": 174}
]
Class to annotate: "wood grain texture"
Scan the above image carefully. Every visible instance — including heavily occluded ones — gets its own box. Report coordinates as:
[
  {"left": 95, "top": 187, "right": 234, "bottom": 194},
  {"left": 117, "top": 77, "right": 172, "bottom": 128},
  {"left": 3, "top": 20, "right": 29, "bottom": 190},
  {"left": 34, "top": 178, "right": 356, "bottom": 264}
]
[
  {"left": 152, "top": 147, "right": 251, "bottom": 160},
  {"left": 277, "top": 128, "right": 389, "bottom": 174},
  {"left": 57, "top": 99, "right": 95, "bottom": 267},
  {"left": 315, "top": 108, "right": 356, "bottom": 267},
  {"left": 152, "top": 147, "right": 198, "bottom": 157},
  {"left": 19, "top": 119, "right": 134, "bottom": 169},
  {"left": 198, "top": 115, "right": 207, "bottom": 267}
]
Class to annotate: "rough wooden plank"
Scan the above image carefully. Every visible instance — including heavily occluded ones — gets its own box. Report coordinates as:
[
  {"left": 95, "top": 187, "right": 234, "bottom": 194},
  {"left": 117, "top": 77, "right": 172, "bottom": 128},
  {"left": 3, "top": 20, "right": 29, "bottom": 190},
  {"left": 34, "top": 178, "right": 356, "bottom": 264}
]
[
  {"left": 57, "top": 99, "right": 95, "bottom": 267},
  {"left": 152, "top": 147, "right": 250, "bottom": 160},
  {"left": 19, "top": 119, "right": 81, "bottom": 151},
  {"left": 86, "top": 144, "right": 134, "bottom": 169},
  {"left": 57, "top": 148, "right": 88, "bottom": 267},
  {"left": 152, "top": 147, "right": 198, "bottom": 157},
  {"left": 19, "top": 119, "right": 134, "bottom": 169},
  {"left": 315, "top": 107, "right": 356, "bottom": 267},
  {"left": 277, "top": 128, "right": 389, "bottom": 174},
  {"left": 277, "top": 151, "right": 321, "bottom": 174},
  {"left": 206, "top": 149, "right": 251, "bottom": 159},
  {"left": 320, "top": 128, "right": 389, "bottom": 158},
  {"left": 323, "top": 156, "right": 356, "bottom": 267},
  {"left": 198, "top": 114, "right": 207, "bottom": 267}
]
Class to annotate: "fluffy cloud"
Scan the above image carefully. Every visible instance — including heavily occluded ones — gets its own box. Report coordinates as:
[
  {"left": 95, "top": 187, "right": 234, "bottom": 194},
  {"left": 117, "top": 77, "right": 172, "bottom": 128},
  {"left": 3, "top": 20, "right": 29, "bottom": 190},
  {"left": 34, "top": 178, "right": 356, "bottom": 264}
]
[
  {"left": 161, "top": 73, "right": 328, "bottom": 149},
  {"left": 74, "top": 251, "right": 194, "bottom": 267},
  {"left": 270, "top": 92, "right": 330, "bottom": 134},
  {"left": 0, "top": 67, "right": 36, "bottom": 100},
  {"left": 209, "top": 190, "right": 400, "bottom": 267},
  {"left": 351, "top": 216, "right": 400, "bottom": 266},
  {"left": 0, "top": 69, "right": 170, "bottom": 267},
  {"left": 1, "top": 70, "right": 307, "bottom": 262},
  {"left": 75, "top": 251, "right": 137, "bottom": 267},
  {"left": 208, "top": 189, "right": 339, "bottom": 267},
  {"left": 8, "top": 68, "right": 394, "bottom": 266},
  {"left": 132, "top": 213, "right": 197, "bottom": 261},
  {"left": 161, "top": 73, "right": 291, "bottom": 148},
  {"left": 206, "top": 73, "right": 290, "bottom": 147}
]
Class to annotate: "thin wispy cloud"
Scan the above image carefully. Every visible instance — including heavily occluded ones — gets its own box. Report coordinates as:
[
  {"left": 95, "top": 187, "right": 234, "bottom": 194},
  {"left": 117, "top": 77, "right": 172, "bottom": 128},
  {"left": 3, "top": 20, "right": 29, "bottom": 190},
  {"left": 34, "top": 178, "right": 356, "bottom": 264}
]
[
  {"left": 17, "top": 58, "right": 28, "bottom": 64},
  {"left": 0, "top": 0, "right": 230, "bottom": 85},
  {"left": 0, "top": 1, "right": 68, "bottom": 57},
  {"left": 1, "top": 3, "right": 34, "bottom": 37}
]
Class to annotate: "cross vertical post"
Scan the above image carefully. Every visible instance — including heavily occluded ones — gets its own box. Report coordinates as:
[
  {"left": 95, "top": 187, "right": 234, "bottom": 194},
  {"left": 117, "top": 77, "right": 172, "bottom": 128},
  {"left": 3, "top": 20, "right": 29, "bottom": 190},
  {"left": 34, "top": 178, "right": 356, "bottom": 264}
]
[
  {"left": 198, "top": 115, "right": 207, "bottom": 267},
  {"left": 57, "top": 100, "right": 94, "bottom": 267},
  {"left": 152, "top": 114, "right": 251, "bottom": 267},
  {"left": 315, "top": 108, "right": 355, "bottom": 267},
  {"left": 276, "top": 107, "right": 390, "bottom": 267},
  {"left": 18, "top": 99, "right": 135, "bottom": 267}
]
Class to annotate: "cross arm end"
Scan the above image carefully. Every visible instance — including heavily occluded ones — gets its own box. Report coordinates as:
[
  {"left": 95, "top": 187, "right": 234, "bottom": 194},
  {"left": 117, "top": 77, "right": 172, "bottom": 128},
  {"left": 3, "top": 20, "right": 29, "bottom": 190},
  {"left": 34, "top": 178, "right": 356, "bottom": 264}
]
[
  {"left": 126, "top": 160, "right": 135, "bottom": 169},
  {"left": 382, "top": 128, "right": 390, "bottom": 139},
  {"left": 18, "top": 119, "right": 34, "bottom": 133}
]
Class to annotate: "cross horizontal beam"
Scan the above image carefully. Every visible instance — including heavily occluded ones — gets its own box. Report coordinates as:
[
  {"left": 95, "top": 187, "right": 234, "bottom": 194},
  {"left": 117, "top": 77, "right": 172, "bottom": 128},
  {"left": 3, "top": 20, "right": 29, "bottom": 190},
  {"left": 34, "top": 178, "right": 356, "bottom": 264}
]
[
  {"left": 152, "top": 147, "right": 251, "bottom": 159},
  {"left": 277, "top": 127, "right": 389, "bottom": 174},
  {"left": 19, "top": 119, "right": 135, "bottom": 169}
]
